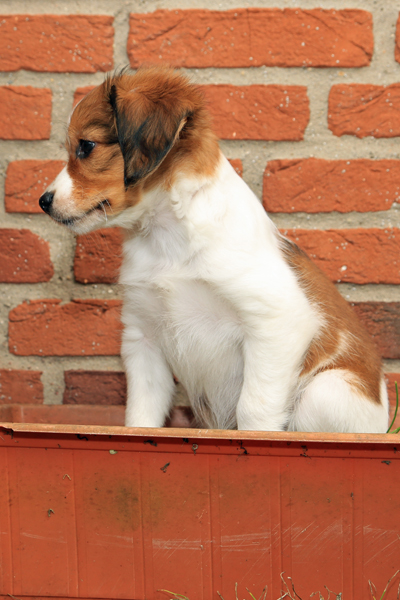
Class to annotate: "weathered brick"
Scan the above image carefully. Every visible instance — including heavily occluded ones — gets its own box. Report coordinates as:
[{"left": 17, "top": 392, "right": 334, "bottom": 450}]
[
  {"left": 353, "top": 302, "right": 400, "bottom": 360},
  {"left": 9, "top": 299, "right": 122, "bottom": 356},
  {"left": 5, "top": 160, "right": 65, "bottom": 213},
  {"left": 202, "top": 85, "right": 309, "bottom": 141},
  {"left": 328, "top": 84, "right": 400, "bottom": 138},
  {"left": 263, "top": 159, "right": 400, "bottom": 213},
  {"left": 0, "top": 86, "right": 52, "bottom": 140},
  {"left": 128, "top": 9, "right": 372, "bottom": 68},
  {"left": 64, "top": 370, "right": 126, "bottom": 405},
  {"left": 0, "top": 15, "right": 114, "bottom": 73},
  {"left": 0, "top": 369, "right": 43, "bottom": 404},
  {"left": 283, "top": 228, "right": 400, "bottom": 284},
  {"left": 74, "top": 228, "right": 123, "bottom": 284},
  {"left": 0, "top": 229, "right": 54, "bottom": 283}
]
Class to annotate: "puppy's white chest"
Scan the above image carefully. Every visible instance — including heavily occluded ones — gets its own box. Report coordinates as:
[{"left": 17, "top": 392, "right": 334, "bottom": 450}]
[
  {"left": 158, "top": 278, "right": 243, "bottom": 377},
  {"left": 121, "top": 216, "right": 244, "bottom": 388}
]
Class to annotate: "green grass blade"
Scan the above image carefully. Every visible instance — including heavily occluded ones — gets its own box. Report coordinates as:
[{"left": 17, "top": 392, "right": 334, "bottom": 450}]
[
  {"left": 246, "top": 588, "right": 257, "bottom": 600},
  {"left": 387, "top": 381, "right": 399, "bottom": 433}
]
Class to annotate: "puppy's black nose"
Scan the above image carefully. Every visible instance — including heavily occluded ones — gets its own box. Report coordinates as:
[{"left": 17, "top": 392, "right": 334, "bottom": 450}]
[{"left": 39, "top": 191, "right": 54, "bottom": 214}]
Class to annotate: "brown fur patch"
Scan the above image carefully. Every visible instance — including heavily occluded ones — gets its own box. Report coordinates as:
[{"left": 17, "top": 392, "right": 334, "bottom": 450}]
[
  {"left": 280, "top": 236, "right": 383, "bottom": 404},
  {"left": 64, "top": 66, "right": 220, "bottom": 219}
]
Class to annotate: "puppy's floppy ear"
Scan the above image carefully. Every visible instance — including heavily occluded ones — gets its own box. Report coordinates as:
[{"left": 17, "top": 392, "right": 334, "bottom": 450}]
[{"left": 109, "top": 82, "right": 189, "bottom": 189}]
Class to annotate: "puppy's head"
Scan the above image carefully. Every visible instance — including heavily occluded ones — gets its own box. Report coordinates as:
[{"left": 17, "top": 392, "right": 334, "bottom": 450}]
[{"left": 39, "top": 66, "right": 213, "bottom": 233}]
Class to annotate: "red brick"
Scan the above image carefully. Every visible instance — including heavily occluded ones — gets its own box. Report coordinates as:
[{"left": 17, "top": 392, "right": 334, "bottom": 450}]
[
  {"left": 385, "top": 373, "right": 400, "bottom": 431},
  {"left": 202, "top": 85, "right": 309, "bottom": 141},
  {"left": 5, "top": 160, "right": 65, "bottom": 213},
  {"left": 74, "top": 228, "right": 123, "bottom": 284},
  {"left": 128, "top": 9, "right": 372, "bottom": 68},
  {"left": 263, "top": 159, "right": 400, "bottom": 213},
  {"left": 0, "top": 86, "right": 52, "bottom": 140},
  {"left": 0, "top": 15, "right": 113, "bottom": 73},
  {"left": 282, "top": 228, "right": 400, "bottom": 284},
  {"left": 328, "top": 84, "right": 400, "bottom": 138},
  {"left": 228, "top": 159, "right": 243, "bottom": 178},
  {"left": 0, "top": 369, "right": 43, "bottom": 404},
  {"left": 353, "top": 302, "right": 400, "bottom": 360},
  {"left": 64, "top": 371, "right": 126, "bottom": 405},
  {"left": 73, "top": 85, "right": 96, "bottom": 107},
  {"left": 0, "top": 229, "right": 54, "bottom": 283},
  {"left": 9, "top": 299, "right": 122, "bottom": 356}
]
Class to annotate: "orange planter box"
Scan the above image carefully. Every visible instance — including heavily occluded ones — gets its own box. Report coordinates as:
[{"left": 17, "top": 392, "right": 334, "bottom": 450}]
[{"left": 0, "top": 423, "right": 399, "bottom": 600}]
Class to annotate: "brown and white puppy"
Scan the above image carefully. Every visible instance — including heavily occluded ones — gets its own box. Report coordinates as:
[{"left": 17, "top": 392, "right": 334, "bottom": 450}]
[{"left": 39, "top": 66, "right": 388, "bottom": 432}]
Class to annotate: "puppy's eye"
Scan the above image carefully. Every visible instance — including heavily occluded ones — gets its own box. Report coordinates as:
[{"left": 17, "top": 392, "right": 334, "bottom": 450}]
[{"left": 77, "top": 139, "right": 96, "bottom": 159}]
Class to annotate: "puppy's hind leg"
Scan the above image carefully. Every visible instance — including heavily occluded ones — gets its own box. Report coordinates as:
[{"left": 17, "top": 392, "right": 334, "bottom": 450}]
[{"left": 288, "top": 370, "right": 389, "bottom": 433}]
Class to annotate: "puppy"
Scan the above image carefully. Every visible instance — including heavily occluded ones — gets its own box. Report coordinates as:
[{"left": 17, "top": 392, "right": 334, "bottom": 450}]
[{"left": 39, "top": 66, "right": 388, "bottom": 433}]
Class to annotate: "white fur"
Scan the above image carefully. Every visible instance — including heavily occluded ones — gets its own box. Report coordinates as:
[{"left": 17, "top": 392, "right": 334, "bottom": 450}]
[
  {"left": 49, "top": 166, "right": 73, "bottom": 211},
  {"left": 288, "top": 371, "right": 389, "bottom": 433},
  {"left": 113, "top": 154, "right": 388, "bottom": 432},
  {"left": 47, "top": 166, "right": 111, "bottom": 233}
]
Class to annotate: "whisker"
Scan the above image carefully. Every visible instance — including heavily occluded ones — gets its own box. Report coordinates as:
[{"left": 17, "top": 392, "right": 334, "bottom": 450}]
[
  {"left": 104, "top": 198, "right": 114, "bottom": 214},
  {"left": 95, "top": 192, "right": 114, "bottom": 216},
  {"left": 101, "top": 201, "right": 108, "bottom": 222}
]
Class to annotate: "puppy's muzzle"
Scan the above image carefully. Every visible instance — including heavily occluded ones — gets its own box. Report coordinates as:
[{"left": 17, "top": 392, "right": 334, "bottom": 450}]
[{"left": 39, "top": 191, "right": 54, "bottom": 214}]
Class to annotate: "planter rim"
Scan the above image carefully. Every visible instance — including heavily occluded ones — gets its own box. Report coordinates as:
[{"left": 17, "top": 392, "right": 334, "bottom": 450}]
[{"left": 1, "top": 421, "right": 398, "bottom": 445}]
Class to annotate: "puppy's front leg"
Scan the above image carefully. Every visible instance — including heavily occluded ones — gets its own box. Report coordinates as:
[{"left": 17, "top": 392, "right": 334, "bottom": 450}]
[
  {"left": 122, "top": 327, "right": 175, "bottom": 428},
  {"left": 230, "top": 283, "right": 317, "bottom": 432},
  {"left": 236, "top": 331, "right": 297, "bottom": 431}
]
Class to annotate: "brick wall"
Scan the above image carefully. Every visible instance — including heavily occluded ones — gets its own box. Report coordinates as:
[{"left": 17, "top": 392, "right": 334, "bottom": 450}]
[{"left": 1, "top": 0, "right": 400, "bottom": 428}]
